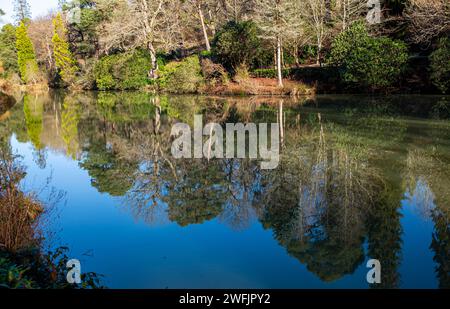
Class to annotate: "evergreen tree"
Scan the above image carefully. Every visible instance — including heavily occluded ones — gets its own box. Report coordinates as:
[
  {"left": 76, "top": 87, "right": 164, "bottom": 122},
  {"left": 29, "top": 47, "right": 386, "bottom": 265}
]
[
  {"left": 52, "top": 13, "right": 77, "bottom": 85},
  {"left": 0, "top": 24, "right": 19, "bottom": 75},
  {"left": 13, "top": 0, "right": 31, "bottom": 24},
  {"left": 15, "top": 21, "right": 39, "bottom": 83}
]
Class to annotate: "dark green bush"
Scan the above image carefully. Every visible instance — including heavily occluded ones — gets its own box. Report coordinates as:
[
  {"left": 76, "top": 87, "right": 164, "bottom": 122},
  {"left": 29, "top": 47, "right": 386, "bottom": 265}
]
[
  {"left": 94, "top": 49, "right": 151, "bottom": 90},
  {"left": 430, "top": 37, "right": 450, "bottom": 94},
  {"left": 0, "top": 24, "right": 18, "bottom": 77},
  {"left": 0, "top": 248, "right": 103, "bottom": 289},
  {"left": 251, "top": 67, "right": 339, "bottom": 84},
  {"left": 328, "top": 21, "right": 408, "bottom": 90},
  {"left": 200, "top": 58, "right": 229, "bottom": 85},
  {"left": 212, "top": 21, "right": 261, "bottom": 70},
  {"left": 251, "top": 68, "right": 292, "bottom": 79}
]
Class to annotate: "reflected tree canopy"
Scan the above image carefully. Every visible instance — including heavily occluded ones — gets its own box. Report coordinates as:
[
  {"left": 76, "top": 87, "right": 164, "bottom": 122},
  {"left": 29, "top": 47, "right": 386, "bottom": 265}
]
[{"left": 1, "top": 91, "right": 449, "bottom": 287}]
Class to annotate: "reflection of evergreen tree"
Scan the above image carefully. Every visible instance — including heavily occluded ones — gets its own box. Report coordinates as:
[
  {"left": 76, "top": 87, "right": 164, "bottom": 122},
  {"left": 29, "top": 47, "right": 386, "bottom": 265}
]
[
  {"left": 164, "top": 160, "right": 227, "bottom": 227},
  {"left": 76, "top": 92, "right": 163, "bottom": 197},
  {"left": 366, "top": 163, "right": 403, "bottom": 289},
  {"left": 80, "top": 138, "right": 136, "bottom": 197},
  {"left": 0, "top": 94, "right": 28, "bottom": 144},
  {"left": 257, "top": 113, "right": 381, "bottom": 282},
  {"left": 287, "top": 228, "right": 365, "bottom": 282},
  {"left": 61, "top": 96, "right": 81, "bottom": 159},
  {"left": 96, "top": 92, "right": 156, "bottom": 123},
  {"left": 0, "top": 92, "right": 15, "bottom": 117},
  {"left": 431, "top": 210, "right": 450, "bottom": 288},
  {"left": 0, "top": 93, "right": 17, "bottom": 147},
  {"left": 23, "top": 94, "right": 47, "bottom": 168},
  {"left": 23, "top": 94, "right": 43, "bottom": 150}
]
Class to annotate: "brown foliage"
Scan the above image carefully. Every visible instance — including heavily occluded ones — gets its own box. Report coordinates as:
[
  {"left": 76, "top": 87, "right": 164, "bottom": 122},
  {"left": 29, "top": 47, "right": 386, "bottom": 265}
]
[
  {"left": 404, "top": 0, "right": 450, "bottom": 44},
  {"left": 200, "top": 58, "right": 228, "bottom": 85},
  {"left": 0, "top": 150, "right": 43, "bottom": 253}
]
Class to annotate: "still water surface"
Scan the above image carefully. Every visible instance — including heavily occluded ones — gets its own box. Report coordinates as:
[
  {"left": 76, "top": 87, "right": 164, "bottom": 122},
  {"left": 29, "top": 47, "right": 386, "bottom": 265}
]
[{"left": 1, "top": 92, "right": 449, "bottom": 288}]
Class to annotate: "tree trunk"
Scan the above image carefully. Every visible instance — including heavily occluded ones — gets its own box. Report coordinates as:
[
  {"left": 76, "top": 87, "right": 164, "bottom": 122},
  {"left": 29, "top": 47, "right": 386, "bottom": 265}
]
[
  {"left": 343, "top": 0, "right": 347, "bottom": 31},
  {"left": 208, "top": 9, "right": 216, "bottom": 36},
  {"left": 316, "top": 37, "right": 322, "bottom": 65},
  {"left": 148, "top": 42, "right": 158, "bottom": 79},
  {"left": 279, "top": 100, "right": 284, "bottom": 148},
  {"left": 198, "top": 5, "right": 211, "bottom": 51},
  {"left": 276, "top": 36, "right": 283, "bottom": 87}
]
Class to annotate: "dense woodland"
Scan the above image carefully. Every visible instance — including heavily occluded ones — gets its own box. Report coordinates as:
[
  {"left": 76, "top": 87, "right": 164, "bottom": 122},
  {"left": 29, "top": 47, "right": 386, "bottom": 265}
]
[
  {"left": 0, "top": 0, "right": 449, "bottom": 94},
  {"left": 0, "top": 0, "right": 449, "bottom": 93}
]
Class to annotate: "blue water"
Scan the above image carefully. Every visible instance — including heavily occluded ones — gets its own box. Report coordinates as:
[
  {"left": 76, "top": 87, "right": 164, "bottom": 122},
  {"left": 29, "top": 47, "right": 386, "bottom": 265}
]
[
  {"left": 3, "top": 93, "right": 449, "bottom": 288},
  {"left": 7, "top": 139, "right": 440, "bottom": 289}
]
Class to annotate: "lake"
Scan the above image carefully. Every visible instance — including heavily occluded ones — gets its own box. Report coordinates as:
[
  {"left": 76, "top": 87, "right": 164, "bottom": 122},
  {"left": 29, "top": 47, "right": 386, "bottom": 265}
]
[{"left": 0, "top": 91, "right": 449, "bottom": 288}]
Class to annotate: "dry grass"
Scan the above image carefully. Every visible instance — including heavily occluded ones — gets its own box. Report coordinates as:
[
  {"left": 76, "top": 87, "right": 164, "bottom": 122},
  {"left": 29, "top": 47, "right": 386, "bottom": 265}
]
[
  {"left": 201, "top": 77, "right": 315, "bottom": 96},
  {"left": 0, "top": 76, "right": 49, "bottom": 95},
  {"left": 0, "top": 150, "right": 44, "bottom": 253}
]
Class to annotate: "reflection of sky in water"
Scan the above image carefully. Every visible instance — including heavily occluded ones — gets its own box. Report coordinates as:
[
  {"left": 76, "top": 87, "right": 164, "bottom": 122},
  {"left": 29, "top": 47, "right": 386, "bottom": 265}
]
[
  {"left": 10, "top": 133, "right": 442, "bottom": 289},
  {"left": 400, "top": 180, "right": 437, "bottom": 289}
]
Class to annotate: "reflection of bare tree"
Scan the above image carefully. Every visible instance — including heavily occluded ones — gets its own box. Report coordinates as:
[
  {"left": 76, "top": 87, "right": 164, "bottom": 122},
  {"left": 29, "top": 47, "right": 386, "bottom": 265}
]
[
  {"left": 256, "top": 112, "right": 385, "bottom": 281},
  {"left": 404, "top": 148, "right": 450, "bottom": 288},
  {"left": 218, "top": 159, "right": 260, "bottom": 230},
  {"left": 405, "top": 148, "right": 450, "bottom": 218},
  {"left": 123, "top": 106, "right": 178, "bottom": 225}
]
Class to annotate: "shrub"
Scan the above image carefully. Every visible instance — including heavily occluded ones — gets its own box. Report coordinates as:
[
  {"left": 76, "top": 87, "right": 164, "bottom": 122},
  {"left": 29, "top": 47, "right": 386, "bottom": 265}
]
[
  {"left": 158, "top": 55, "right": 204, "bottom": 93},
  {"left": 252, "top": 68, "right": 292, "bottom": 79},
  {"left": 233, "top": 63, "right": 250, "bottom": 84},
  {"left": 94, "top": 49, "right": 151, "bottom": 90},
  {"left": 212, "top": 21, "right": 261, "bottom": 70},
  {"left": 251, "top": 67, "right": 339, "bottom": 84},
  {"left": 430, "top": 37, "right": 450, "bottom": 94},
  {"left": 200, "top": 58, "right": 228, "bottom": 85},
  {"left": 328, "top": 21, "right": 409, "bottom": 90},
  {"left": 0, "top": 248, "right": 103, "bottom": 289}
]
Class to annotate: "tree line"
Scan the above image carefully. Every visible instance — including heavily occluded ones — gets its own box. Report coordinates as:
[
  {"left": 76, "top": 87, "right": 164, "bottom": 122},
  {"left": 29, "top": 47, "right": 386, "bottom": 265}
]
[{"left": 0, "top": 0, "right": 449, "bottom": 93}]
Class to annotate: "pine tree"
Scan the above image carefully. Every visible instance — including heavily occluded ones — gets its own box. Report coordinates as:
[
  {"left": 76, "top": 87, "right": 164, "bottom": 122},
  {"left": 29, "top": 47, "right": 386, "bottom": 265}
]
[
  {"left": 13, "top": 0, "right": 31, "bottom": 24},
  {"left": 15, "top": 21, "right": 39, "bottom": 83},
  {"left": 52, "top": 13, "right": 77, "bottom": 85}
]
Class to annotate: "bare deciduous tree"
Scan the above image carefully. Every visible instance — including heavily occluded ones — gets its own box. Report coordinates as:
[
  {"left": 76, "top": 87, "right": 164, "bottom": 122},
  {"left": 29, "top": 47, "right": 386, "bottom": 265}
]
[
  {"left": 299, "top": 0, "right": 330, "bottom": 65},
  {"left": 253, "top": 0, "right": 301, "bottom": 87},
  {"left": 96, "top": 0, "right": 173, "bottom": 79},
  {"left": 28, "top": 14, "right": 56, "bottom": 73},
  {"left": 333, "top": 0, "right": 367, "bottom": 31},
  {"left": 404, "top": 0, "right": 450, "bottom": 44}
]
